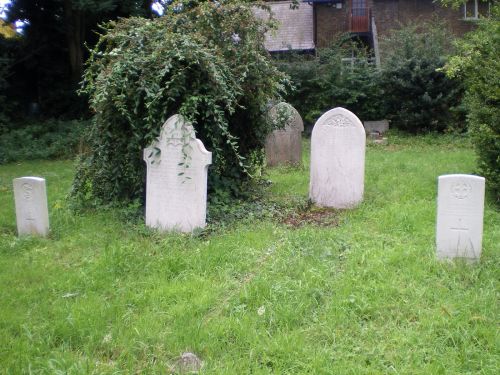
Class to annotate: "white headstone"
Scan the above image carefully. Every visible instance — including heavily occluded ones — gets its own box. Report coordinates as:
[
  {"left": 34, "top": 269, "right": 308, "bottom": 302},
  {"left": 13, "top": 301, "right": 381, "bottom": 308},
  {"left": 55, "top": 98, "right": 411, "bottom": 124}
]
[
  {"left": 309, "top": 107, "right": 366, "bottom": 208},
  {"left": 13, "top": 177, "right": 49, "bottom": 236},
  {"left": 265, "top": 102, "right": 304, "bottom": 166},
  {"left": 436, "top": 174, "right": 485, "bottom": 261},
  {"left": 144, "top": 115, "right": 212, "bottom": 232}
]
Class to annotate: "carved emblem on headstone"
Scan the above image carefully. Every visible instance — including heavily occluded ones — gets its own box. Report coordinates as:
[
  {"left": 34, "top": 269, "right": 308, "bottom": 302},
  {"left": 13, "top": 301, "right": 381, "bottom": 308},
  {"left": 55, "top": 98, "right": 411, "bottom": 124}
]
[
  {"left": 451, "top": 182, "right": 472, "bottom": 199},
  {"left": 327, "top": 114, "right": 354, "bottom": 128}
]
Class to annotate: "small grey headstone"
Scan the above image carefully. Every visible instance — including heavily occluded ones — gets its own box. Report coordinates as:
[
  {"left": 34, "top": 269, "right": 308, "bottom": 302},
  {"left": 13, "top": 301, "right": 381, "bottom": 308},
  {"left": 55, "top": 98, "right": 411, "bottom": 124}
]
[
  {"left": 265, "top": 102, "right": 304, "bottom": 166},
  {"left": 364, "top": 120, "right": 389, "bottom": 135},
  {"left": 13, "top": 177, "right": 49, "bottom": 236},
  {"left": 144, "top": 115, "right": 212, "bottom": 233},
  {"left": 436, "top": 174, "right": 485, "bottom": 261},
  {"left": 309, "top": 107, "right": 366, "bottom": 208}
]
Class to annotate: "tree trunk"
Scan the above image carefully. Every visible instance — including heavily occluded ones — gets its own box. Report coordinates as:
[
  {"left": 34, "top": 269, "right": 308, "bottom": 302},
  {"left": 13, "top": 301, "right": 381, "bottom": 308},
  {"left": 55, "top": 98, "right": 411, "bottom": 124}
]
[
  {"left": 142, "top": 0, "right": 154, "bottom": 18},
  {"left": 64, "top": 0, "right": 85, "bottom": 85}
]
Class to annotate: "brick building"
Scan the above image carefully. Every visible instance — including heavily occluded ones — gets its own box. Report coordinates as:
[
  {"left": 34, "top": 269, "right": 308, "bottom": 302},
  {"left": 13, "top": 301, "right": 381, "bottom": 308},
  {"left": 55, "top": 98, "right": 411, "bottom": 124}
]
[{"left": 259, "top": 0, "right": 491, "bottom": 59}]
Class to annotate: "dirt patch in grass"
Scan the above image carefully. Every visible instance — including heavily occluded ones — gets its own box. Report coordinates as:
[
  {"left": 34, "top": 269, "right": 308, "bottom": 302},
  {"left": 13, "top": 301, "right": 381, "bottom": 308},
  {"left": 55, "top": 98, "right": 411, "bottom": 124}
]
[{"left": 283, "top": 207, "right": 340, "bottom": 228}]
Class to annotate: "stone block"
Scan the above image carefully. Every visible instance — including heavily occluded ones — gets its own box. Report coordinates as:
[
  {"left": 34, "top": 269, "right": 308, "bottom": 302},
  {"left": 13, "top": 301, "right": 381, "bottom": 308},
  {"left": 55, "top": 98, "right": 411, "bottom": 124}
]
[{"left": 13, "top": 177, "right": 49, "bottom": 236}]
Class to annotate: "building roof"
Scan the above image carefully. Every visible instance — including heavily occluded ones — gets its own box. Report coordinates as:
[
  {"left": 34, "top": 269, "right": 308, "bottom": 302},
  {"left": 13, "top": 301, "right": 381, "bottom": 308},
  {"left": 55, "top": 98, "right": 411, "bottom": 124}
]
[{"left": 253, "top": 1, "right": 315, "bottom": 52}]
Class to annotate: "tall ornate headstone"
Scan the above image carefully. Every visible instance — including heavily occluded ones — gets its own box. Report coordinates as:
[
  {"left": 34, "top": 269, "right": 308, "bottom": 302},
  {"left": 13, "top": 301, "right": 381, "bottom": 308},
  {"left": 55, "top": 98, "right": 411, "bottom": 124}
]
[
  {"left": 144, "top": 115, "right": 212, "bottom": 232},
  {"left": 265, "top": 102, "right": 304, "bottom": 166},
  {"left": 13, "top": 177, "right": 49, "bottom": 236},
  {"left": 309, "top": 107, "right": 366, "bottom": 208},
  {"left": 436, "top": 174, "right": 485, "bottom": 261}
]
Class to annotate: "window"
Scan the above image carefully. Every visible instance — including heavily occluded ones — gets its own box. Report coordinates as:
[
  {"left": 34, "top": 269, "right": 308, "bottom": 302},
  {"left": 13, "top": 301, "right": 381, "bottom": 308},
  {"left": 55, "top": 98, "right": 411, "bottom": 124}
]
[
  {"left": 463, "top": 0, "right": 490, "bottom": 20},
  {"left": 463, "top": 0, "right": 479, "bottom": 19}
]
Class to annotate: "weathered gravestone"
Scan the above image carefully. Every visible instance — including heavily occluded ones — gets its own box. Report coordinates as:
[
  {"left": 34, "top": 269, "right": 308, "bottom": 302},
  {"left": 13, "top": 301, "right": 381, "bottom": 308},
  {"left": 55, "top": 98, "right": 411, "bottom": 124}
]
[
  {"left": 13, "top": 177, "right": 49, "bottom": 236},
  {"left": 143, "top": 115, "right": 212, "bottom": 232},
  {"left": 265, "top": 102, "right": 304, "bottom": 166},
  {"left": 309, "top": 107, "right": 366, "bottom": 208},
  {"left": 363, "top": 120, "right": 389, "bottom": 136},
  {"left": 436, "top": 174, "right": 485, "bottom": 261}
]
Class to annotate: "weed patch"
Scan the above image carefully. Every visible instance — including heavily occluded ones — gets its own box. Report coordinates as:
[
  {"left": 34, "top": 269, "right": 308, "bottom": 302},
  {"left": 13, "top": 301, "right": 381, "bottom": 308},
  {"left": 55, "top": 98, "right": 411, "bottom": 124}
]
[{"left": 282, "top": 206, "right": 340, "bottom": 228}]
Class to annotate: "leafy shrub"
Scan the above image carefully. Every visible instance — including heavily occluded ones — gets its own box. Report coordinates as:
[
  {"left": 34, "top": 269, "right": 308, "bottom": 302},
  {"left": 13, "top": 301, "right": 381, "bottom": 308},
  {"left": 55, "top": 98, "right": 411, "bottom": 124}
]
[
  {"left": 0, "top": 119, "right": 87, "bottom": 164},
  {"left": 445, "top": 8, "right": 500, "bottom": 201},
  {"left": 71, "top": 0, "right": 288, "bottom": 207},
  {"left": 275, "top": 39, "right": 384, "bottom": 126},
  {"left": 380, "top": 21, "right": 464, "bottom": 133}
]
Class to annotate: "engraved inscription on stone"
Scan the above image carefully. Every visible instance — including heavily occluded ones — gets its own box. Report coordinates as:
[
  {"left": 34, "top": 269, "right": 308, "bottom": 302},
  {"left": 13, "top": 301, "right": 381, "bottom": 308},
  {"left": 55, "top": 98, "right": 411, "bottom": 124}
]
[
  {"left": 13, "top": 177, "right": 50, "bottom": 236},
  {"left": 144, "top": 114, "right": 212, "bottom": 232},
  {"left": 265, "top": 102, "right": 304, "bottom": 167},
  {"left": 309, "top": 107, "right": 366, "bottom": 208},
  {"left": 22, "top": 183, "right": 33, "bottom": 200},
  {"left": 327, "top": 114, "right": 354, "bottom": 128},
  {"left": 436, "top": 174, "right": 485, "bottom": 261}
]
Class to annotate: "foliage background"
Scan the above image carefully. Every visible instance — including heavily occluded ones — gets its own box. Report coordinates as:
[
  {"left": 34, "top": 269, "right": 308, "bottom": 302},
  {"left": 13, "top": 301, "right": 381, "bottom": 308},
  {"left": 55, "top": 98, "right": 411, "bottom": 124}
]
[
  {"left": 277, "top": 22, "right": 464, "bottom": 134},
  {"left": 2, "top": 0, "right": 157, "bottom": 121},
  {"left": 379, "top": 21, "right": 464, "bottom": 133},
  {"left": 0, "top": 119, "right": 86, "bottom": 164},
  {"left": 275, "top": 39, "right": 384, "bottom": 127},
  {"left": 444, "top": 3, "right": 500, "bottom": 201}
]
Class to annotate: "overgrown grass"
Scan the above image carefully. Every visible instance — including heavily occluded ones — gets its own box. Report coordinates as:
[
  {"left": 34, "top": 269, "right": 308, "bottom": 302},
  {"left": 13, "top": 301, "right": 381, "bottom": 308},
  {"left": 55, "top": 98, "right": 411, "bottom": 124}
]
[{"left": 0, "top": 134, "right": 498, "bottom": 374}]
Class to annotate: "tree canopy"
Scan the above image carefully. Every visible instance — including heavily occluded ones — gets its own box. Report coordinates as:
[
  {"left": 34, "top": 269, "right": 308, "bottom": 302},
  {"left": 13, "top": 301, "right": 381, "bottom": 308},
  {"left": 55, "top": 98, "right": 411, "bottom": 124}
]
[{"left": 2, "top": 0, "right": 156, "bottom": 118}]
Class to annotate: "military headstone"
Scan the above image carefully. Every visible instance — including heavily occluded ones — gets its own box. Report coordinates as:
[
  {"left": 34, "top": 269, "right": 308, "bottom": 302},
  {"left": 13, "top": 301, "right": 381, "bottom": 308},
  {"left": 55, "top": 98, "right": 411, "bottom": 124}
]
[
  {"left": 13, "top": 177, "right": 49, "bottom": 236},
  {"left": 309, "top": 107, "right": 366, "bottom": 208},
  {"left": 144, "top": 115, "right": 212, "bottom": 232},
  {"left": 265, "top": 102, "right": 304, "bottom": 166},
  {"left": 436, "top": 174, "right": 485, "bottom": 261}
]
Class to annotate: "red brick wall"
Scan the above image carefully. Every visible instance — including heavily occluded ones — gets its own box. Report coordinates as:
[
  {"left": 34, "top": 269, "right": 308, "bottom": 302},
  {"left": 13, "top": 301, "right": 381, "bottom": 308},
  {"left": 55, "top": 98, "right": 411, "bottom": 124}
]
[
  {"left": 315, "top": 4, "right": 349, "bottom": 47},
  {"left": 315, "top": 0, "right": 487, "bottom": 48},
  {"left": 372, "top": 0, "right": 482, "bottom": 39}
]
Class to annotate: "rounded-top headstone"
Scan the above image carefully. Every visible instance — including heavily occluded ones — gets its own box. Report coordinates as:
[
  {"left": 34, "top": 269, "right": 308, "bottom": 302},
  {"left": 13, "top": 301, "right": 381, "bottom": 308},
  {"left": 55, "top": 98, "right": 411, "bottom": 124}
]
[
  {"left": 309, "top": 107, "right": 366, "bottom": 208},
  {"left": 265, "top": 102, "right": 304, "bottom": 166}
]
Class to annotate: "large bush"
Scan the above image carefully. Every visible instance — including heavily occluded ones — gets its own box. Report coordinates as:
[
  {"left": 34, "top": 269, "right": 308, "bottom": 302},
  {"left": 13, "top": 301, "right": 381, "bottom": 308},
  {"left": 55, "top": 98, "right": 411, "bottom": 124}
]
[
  {"left": 71, "top": 0, "right": 289, "bottom": 206},
  {"left": 445, "top": 7, "right": 500, "bottom": 201},
  {"left": 276, "top": 40, "right": 384, "bottom": 126},
  {"left": 380, "top": 22, "right": 464, "bottom": 133}
]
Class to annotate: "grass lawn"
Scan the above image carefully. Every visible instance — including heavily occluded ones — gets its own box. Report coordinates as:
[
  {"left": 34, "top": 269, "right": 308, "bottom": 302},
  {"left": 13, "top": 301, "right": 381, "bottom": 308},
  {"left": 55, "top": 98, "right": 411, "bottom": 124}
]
[{"left": 0, "top": 134, "right": 498, "bottom": 374}]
